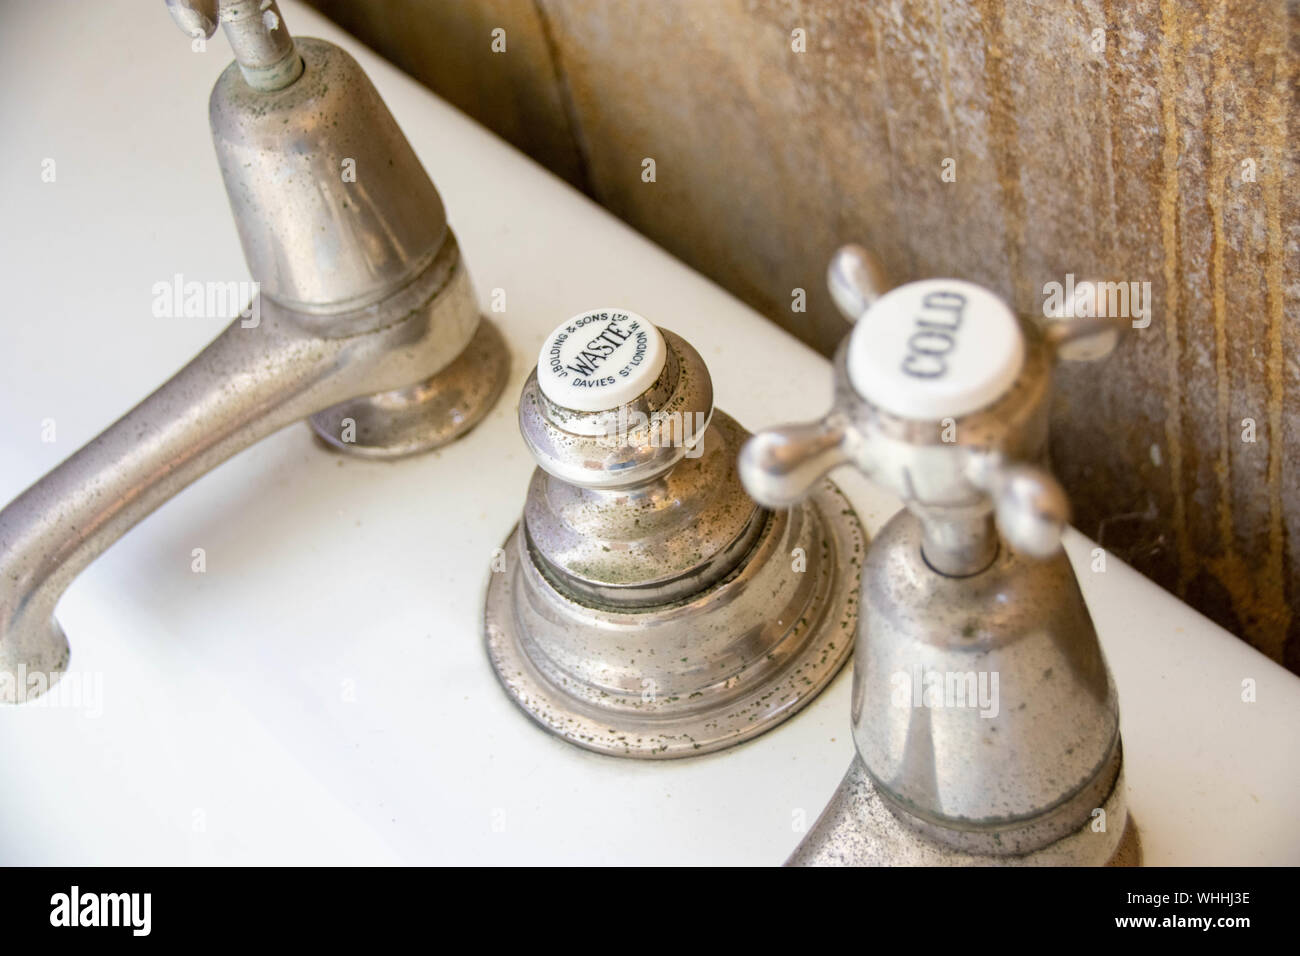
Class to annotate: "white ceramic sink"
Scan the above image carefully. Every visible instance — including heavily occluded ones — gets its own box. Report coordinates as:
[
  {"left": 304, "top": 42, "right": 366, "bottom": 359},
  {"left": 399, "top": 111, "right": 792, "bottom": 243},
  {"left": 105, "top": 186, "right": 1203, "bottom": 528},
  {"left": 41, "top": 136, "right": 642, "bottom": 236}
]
[{"left": 0, "top": 0, "right": 1296, "bottom": 865}]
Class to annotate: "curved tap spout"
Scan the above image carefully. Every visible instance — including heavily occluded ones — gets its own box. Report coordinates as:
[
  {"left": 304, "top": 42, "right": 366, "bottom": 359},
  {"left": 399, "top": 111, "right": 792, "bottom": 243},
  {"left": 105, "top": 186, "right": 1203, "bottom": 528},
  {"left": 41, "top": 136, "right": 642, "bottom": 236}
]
[
  {"left": 1, "top": 19, "right": 508, "bottom": 701},
  {"left": 0, "top": 241, "right": 501, "bottom": 703}
]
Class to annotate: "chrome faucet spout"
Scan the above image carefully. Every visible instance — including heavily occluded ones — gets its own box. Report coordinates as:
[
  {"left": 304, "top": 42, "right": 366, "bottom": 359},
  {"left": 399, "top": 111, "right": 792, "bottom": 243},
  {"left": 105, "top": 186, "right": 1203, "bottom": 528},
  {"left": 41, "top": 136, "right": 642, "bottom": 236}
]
[
  {"left": 1, "top": 237, "right": 502, "bottom": 702},
  {"left": 0, "top": 12, "right": 508, "bottom": 701}
]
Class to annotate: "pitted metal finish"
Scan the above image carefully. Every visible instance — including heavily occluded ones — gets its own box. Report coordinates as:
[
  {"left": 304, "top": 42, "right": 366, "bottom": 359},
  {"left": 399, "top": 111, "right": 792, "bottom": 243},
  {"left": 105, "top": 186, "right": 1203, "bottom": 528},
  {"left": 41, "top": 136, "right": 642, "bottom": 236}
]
[
  {"left": 520, "top": 333, "right": 760, "bottom": 606},
  {"left": 209, "top": 37, "right": 450, "bottom": 319},
  {"left": 740, "top": 245, "right": 1137, "bottom": 864},
  {"left": 485, "top": 319, "right": 866, "bottom": 757},
  {"left": 523, "top": 416, "right": 768, "bottom": 607},
  {"left": 0, "top": 5, "right": 505, "bottom": 701},
  {"left": 853, "top": 511, "right": 1120, "bottom": 836},
  {"left": 487, "top": 477, "right": 862, "bottom": 757},
  {"left": 518, "top": 338, "right": 697, "bottom": 491},
  {"left": 786, "top": 756, "right": 1139, "bottom": 867}
]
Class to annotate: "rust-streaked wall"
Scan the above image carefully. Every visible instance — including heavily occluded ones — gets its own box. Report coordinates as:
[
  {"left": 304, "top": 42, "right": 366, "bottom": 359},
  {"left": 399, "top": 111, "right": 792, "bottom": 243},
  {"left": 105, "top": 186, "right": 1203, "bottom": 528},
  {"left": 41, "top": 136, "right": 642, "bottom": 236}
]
[{"left": 308, "top": 0, "right": 1299, "bottom": 671}]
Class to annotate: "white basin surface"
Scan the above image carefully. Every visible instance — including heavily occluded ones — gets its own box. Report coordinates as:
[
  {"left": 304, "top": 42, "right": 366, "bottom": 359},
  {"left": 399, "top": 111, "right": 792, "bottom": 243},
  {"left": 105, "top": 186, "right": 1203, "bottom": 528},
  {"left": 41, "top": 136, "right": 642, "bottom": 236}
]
[{"left": 0, "top": 1, "right": 1295, "bottom": 866}]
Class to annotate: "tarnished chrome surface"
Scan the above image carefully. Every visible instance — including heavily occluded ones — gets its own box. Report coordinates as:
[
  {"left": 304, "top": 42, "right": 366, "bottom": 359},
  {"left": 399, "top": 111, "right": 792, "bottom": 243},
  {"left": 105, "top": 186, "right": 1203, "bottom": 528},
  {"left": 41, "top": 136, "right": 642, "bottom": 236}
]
[
  {"left": 168, "top": 0, "right": 303, "bottom": 90},
  {"left": 0, "top": 4, "right": 505, "bottom": 703},
  {"left": 209, "top": 35, "right": 447, "bottom": 319},
  {"left": 851, "top": 511, "right": 1120, "bottom": 848},
  {"left": 740, "top": 245, "right": 1136, "bottom": 864},
  {"left": 787, "top": 756, "right": 1139, "bottom": 867},
  {"left": 485, "top": 315, "right": 865, "bottom": 757}
]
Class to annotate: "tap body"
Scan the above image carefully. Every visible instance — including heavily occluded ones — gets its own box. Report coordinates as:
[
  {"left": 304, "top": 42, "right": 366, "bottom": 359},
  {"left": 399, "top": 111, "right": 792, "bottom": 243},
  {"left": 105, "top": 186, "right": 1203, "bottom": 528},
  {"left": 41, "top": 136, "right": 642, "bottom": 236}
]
[
  {"left": 739, "top": 248, "right": 1137, "bottom": 865},
  {"left": 1, "top": 26, "right": 507, "bottom": 701}
]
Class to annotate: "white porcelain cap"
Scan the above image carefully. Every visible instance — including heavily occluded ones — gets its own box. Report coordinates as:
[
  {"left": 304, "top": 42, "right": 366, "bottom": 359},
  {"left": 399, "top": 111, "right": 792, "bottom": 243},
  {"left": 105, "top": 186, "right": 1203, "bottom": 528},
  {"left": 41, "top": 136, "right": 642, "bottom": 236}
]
[
  {"left": 536, "top": 309, "right": 667, "bottom": 412},
  {"left": 846, "top": 279, "right": 1024, "bottom": 420}
]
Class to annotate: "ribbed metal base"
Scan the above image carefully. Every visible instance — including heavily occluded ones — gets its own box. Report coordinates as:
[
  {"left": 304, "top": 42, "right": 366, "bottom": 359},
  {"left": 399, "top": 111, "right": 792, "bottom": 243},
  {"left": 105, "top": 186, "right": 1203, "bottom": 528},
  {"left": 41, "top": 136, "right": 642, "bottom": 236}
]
[{"left": 484, "top": 479, "right": 864, "bottom": 758}]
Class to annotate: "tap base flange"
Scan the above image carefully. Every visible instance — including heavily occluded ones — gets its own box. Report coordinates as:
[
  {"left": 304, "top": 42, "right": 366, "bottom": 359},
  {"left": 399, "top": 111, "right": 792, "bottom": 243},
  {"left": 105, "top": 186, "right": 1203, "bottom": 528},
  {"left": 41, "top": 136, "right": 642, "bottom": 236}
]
[
  {"left": 785, "top": 755, "right": 1139, "bottom": 866},
  {"left": 484, "top": 479, "right": 865, "bottom": 758},
  {"left": 309, "top": 317, "right": 509, "bottom": 460}
]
